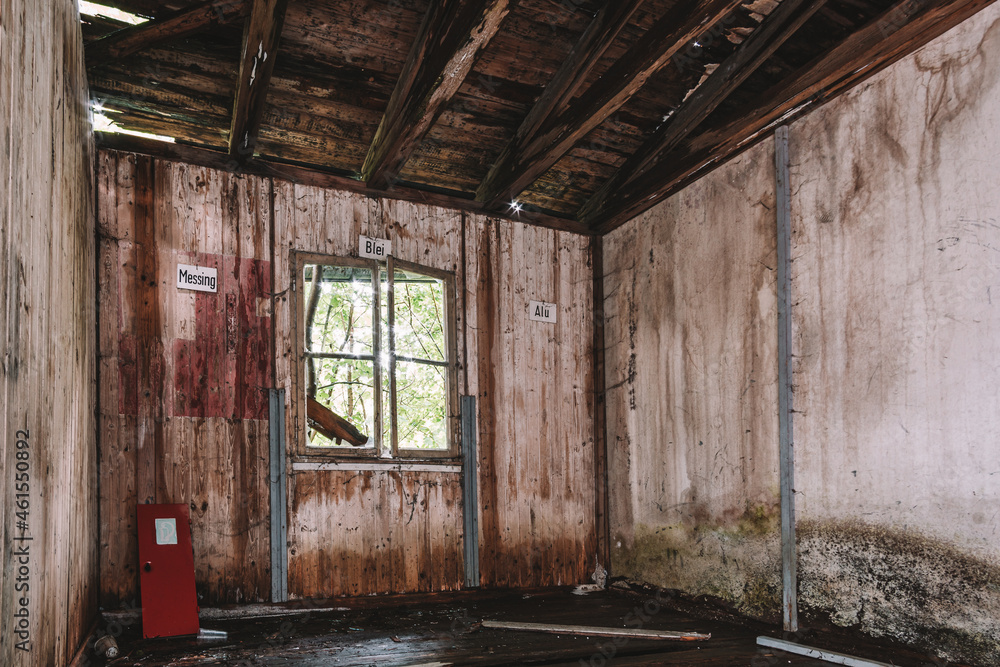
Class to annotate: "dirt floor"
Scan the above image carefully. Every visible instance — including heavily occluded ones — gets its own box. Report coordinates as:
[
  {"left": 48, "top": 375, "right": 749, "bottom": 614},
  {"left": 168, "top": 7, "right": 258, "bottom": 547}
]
[{"left": 81, "top": 586, "right": 955, "bottom": 666}]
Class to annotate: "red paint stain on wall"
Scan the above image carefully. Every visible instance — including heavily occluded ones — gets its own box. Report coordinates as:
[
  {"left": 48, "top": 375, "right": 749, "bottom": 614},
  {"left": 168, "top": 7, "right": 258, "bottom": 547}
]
[
  {"left": 172, "top": 253, "right": 272, "bottom": 420},
  {"left": 119, "top": 252, "right": 272, "bottom": 420}
]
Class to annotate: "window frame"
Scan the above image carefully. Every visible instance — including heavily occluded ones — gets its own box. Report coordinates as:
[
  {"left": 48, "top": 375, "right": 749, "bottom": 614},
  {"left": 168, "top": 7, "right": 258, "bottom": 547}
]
[{"left": 293, "top": 251, "right": 461, "bottom": 462}]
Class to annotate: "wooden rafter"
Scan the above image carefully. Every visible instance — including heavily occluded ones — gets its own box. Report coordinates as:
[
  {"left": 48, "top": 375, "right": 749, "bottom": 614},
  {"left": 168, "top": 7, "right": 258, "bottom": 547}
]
[
  {"left": 228, "top": 0, "right": 289, "bottom": 159},
  {"left": 86, "top": 0, "right": 248, "bottom": 68},
  {"left": 361, "top": 0, "right": 516, "bottom": 190},
  {"left": 591, "top": 0, "right": 998, "bottom": 233},
  {"left": 94, "top": 132, "right": 590, "bottom": 235},
  {"left": 474, "top": 0, "right": 644, "bottom": 207},
  {"left": 473, "top": 0, "right": 744, "bottom": 210},
  {"left": 578, "top": 0, "right": 828, "bottom": 225}
]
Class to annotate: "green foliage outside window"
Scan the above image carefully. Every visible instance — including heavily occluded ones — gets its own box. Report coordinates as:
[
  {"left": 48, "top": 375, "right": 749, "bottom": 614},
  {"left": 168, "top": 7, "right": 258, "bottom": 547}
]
[{"left": 304, "top": 262, "right": 450, "bottom": 453}]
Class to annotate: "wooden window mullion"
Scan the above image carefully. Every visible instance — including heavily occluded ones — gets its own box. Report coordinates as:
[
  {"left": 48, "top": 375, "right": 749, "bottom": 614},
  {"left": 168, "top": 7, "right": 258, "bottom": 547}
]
[
  {"left": 372, "top": 259, "right": 383, "bottom": 455},
  {"left": 387, "top": 255, "right": 399, "bottom": 457}
]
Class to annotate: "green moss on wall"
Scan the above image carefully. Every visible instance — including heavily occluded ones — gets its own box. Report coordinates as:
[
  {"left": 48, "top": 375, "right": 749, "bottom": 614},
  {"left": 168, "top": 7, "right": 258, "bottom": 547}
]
[{"left": 614, "top": 504, "right": 782, "bottom": 621}]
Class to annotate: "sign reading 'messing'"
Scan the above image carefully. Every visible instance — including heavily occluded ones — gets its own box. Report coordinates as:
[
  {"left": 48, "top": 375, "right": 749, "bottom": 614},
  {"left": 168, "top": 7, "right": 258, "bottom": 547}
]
[{"left": 176, "top": 263, "right": 218, "bottom": 293}]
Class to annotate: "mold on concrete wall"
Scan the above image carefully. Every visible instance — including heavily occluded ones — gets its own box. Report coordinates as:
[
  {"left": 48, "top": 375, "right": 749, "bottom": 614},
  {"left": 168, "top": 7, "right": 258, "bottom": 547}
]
[
  {"left": 617, "top": 508, "right": 783, "bottom": 620},
  {"left": 606, "top": 5, "right": 1000, "bottom": 660},
  {"left": 603, "top": 137, "right": 780, "bottom": 617},
  {"left": 799, "top": 521, "right": 1000, "bottom": 664},
  {"left": 789, "top": 5, "right": 1000, "bottom": 664}
]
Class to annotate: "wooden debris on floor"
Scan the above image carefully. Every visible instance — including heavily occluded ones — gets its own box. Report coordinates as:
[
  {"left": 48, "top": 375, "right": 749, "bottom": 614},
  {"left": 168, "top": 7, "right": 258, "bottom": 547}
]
[
  {"left": 78, "top": 588, "right": 942, "bottom": 666},
  {"left": 481, "top": 620, "right": 711, "bottom": 641},
  {"left": 757, "top": 636, "right": 897, "bottom": 667}
]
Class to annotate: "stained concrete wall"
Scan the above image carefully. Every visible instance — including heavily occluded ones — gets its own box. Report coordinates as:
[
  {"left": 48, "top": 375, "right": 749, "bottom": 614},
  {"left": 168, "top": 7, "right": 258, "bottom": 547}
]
[
  {"left": 606, "top": 5, "right": 1000, "bottom": 663},
  {"left": 790, "top": 5, "right": 1000, "bottom": 664},
  {"left": 604, "top": 137, "right": 782, "bottom": 619}
]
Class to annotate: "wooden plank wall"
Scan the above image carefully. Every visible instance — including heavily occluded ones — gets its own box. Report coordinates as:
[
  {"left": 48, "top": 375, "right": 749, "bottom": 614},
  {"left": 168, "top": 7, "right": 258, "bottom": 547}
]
[
  {"left": 272, "top": 186, "right": 597, "bottom": 595},
  {"left": 465, "top": 219, "right": 597, "bottom": 588},
  {"left": 272, "top": 188, "right": 469, "bottom": 597},
  {"left": 97, "top": 152, "right": 272, "bottom": 607},
  {"left": 0, "top": 0, "right": 98, "bottom": 664},
  {"left": 97, "top": 153, "right": 597, "bottom": 604}
]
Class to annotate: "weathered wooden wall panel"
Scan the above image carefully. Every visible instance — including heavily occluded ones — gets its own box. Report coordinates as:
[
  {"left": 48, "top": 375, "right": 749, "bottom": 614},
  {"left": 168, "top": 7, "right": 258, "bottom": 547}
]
[
  {"left": 273, "top": 185, "right": 596, "bottom": 596},
  {"left": 789, "top": 6, "right": 1000, "bottom": 664},
  {"left": 272, "top": 186, "right": 471, "bottom": 597},
  {"left": 604, "top": 137, "right": 781, "bottom": 619},
  {"left": 466, "top": 219, "right": 597, "bottom": 588},
  {"left": 0, "top": 0, "right": 98, "bottom": 664},
  {"left": 288, "top": 470, "right": 464, "bottom": 597},
  {"left": 98, "top": 152, "right": 597, "bottom": 604},
  {"left": 97, "top": 152, "right": 272, "bottom": 607}
]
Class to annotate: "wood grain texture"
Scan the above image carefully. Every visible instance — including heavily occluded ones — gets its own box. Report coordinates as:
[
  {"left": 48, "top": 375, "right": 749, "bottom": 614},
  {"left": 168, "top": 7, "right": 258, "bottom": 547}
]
[
  {"left": 288, "top": 470, "right": 464, "bottom": 597},
  {"left": 594, "top": 0, "right": 1000, "bottom": 232},
  {"left": 84, "top": 0, "right": 1000, "bottom": 227},
  {"left": 95, "top": 132, "right": 588, "bottom": 234},
  {"left": 0, "top": 1, "right": 97, "bottom": 664},
  {"left": 464, "top": 218, "right": 597, "bottom": 588},
  {"left": 97, "top": 153, "right": 273, "bottom": 607},
  {"left": 474, "top": 0, "right": 643, "bottom": 206},
  {"left": 273, "top": 180, "right": 596, "bottom": 595},
  {"left": 229, "top": 0, "right": 289, "bottom": 158},
  {"left": 362, "top": 0, "right": 516, "bottom": 189},
  {"left": 474, "top": 0, "right": 744, "bottom": 211},
  {"left": 98, "top": 144, "right": 598, "bottom": 603},
  {"left": 578, "top": 0, "right": 828, "bottom": 225},
  {"left": 86, "top": 0, "right": 247, "bottom": 67},
  {"left": 273, "top": 183, "right": 469, "bottom": 598}
]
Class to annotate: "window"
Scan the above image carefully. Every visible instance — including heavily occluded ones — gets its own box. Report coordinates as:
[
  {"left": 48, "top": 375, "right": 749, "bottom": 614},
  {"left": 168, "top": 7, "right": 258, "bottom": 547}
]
[{"left": 295, "top": 253, "right": 459, "bottom": 459}]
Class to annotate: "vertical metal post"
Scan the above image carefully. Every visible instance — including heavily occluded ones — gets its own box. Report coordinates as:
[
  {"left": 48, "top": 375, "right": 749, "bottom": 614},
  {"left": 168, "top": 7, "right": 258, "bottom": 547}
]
[
  {"left": 460, "top": 395, "right": 480, "bottom": 588},
  {"left": 269, "top": 389, "right": 288, "bottom": 602},
  {"left": 775, "top": 125, "right": 798, "bottom": 632}
]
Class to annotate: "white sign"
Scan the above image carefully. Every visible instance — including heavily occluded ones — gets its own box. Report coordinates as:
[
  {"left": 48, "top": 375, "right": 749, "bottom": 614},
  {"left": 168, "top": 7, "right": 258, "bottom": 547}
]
[
  {"left": 528, "top": 300, "right": 557, "bottom": 323},
  {"left": 359, "top": 235, "right": 391, "bottom": 260},
  {"left": 176, "top": 263, "right": 218, "bottom": 293},
  {"left": 154, "top": 518, "right": 177, "bottom": 545}
]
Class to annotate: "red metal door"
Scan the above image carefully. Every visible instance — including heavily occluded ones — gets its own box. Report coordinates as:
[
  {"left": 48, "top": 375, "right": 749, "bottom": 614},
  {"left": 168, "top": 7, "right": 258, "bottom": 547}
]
[{"left": 137, "top": 504, "right": 200, "bottom": 638}]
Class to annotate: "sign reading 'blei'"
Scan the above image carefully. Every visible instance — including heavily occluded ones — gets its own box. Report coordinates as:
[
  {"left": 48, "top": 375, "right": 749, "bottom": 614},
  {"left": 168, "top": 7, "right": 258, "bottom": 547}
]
[
  {"left": 176, "top": 264, "right": 218, "bottom": 293},
  {"left": 528, "top": 300, "right": 557, "bottom": 324},
  {"left": 359, "top": 235, "right": 391, "bottom": 260}
]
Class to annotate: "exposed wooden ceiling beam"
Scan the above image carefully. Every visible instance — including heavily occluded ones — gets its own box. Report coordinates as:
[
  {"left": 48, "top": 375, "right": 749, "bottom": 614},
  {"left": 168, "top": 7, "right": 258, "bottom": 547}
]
[
  {"left": 591, "top": 0, "right": 998, "bottom": 234},
  {"left": 578, "top": 0, "right": 828, "bottom": 225},
  {"left": 86, "top": 0, "right": 248, "bottom": 68},
  {"left": 474, "top": 0, "right": 644, "bottom": 207},
  {"left": 361, "top": 0, "right": 516, "bottom": 190},
  {"left": 473, "top": 0, "right": 744, "bottom": 210},
  {"left": 228, "top": 0, "right": 289, "bottom": 159},
  {"left": 94, "top": 132, "right": 590, "bottom": 235}
]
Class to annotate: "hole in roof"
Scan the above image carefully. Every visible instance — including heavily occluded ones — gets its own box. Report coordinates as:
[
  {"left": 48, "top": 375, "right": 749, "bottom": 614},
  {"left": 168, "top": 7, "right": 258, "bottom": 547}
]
[
  {"left": 79, "top": 1, "right": 149, "bottom": 25},
  {"left": 92, "top": 102, "right": 175, "bottom": 143}
]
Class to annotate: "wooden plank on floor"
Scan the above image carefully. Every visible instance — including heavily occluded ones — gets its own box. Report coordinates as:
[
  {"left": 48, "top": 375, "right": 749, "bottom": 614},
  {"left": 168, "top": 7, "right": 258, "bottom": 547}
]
[
  {"left": 758, "top": 636, "right": 896, "bottom": 666},
  {"left": 481, "top": 619, "right": 710, "bottom": 640}
]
